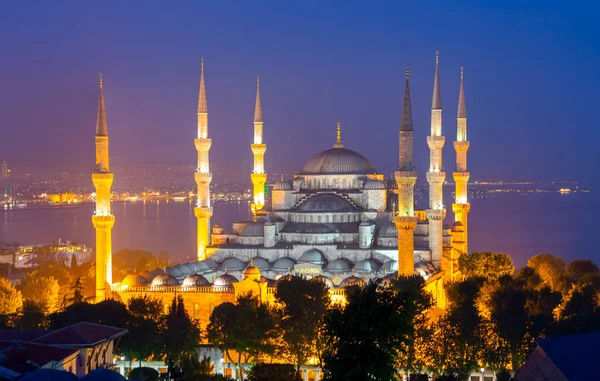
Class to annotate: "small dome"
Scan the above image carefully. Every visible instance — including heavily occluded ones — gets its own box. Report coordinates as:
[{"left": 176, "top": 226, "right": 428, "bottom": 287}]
[
  {"left": 243, "top": 264, "right": 262, "bottom": 279},
  {"left": 378, "top": 222, "right": 398, "bottom": 238},
  {"left": 182, "top": 273, "right": 210, "bottom": 287},
  {"left": 121, "top": 274, "right": 148, "bottom": 286},
  {"left": 173, "top": 264, "right": 194, "bottom": 277},
  {"left": 354, "top": 259, "right": 382, "bottom": 273},
  {"left": 326, "top": 258, "right": 353, "bottom": 272},
  {"left": 274, "top": 180, "right": 293, "bottom": 190},
  {"left": 190, "top": 259, "right": 219, "bottom": 273},
  {"left": 364, "top": 179, "right": 386, "bottom": 190},
  {"left": 340, "top": 276, "right": 365, "bottom": 288},
  {"left": 300, "top": 147, "right": 377, "bottom": 175},
  {"left": 239, "top": 221, "right": 265, "bottom": 237},
  {"left": 213, "top": 274, "right": 238, "bottom": 287},
  {"left": 298, "top": 249, "right": 327, "bottom": 265},
  {"left": 381, "top": 260, "right": 398, "bottom": 273},
  {"left": 151, "top": 273, "right": 179, "bottom": 287},
  {"left": 312, "top": 275, "right": 334, "bottom": 288},
  {"left": 381, "top": 271, "right": 398, "bottom": 284},
  {"left": 82, "top": 369, "right": 127, "bottom": 381},
  {"left": 297, "top": 194, "right": 355, "bottom": 213},
  {"left": 250, "top": 257, "right": 270, "bottom": 271},
  {"left": 219, "top": 257, "right": 246, "bottom": 271},
  {"left": 272, "top": 257, "right": 296, "bottom": 272},
  {"left": 20, "top": 370, "right": 78, "bottom": 381}
]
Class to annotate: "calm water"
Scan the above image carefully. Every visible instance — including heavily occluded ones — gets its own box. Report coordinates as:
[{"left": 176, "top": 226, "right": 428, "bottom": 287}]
[{"left": 1, "top": 193, "right": 598, "bottom": 267}]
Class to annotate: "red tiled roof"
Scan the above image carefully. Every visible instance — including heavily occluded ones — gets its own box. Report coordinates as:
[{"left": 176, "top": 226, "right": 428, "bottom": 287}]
[{"left": 33, "top": 322, "right": 127, "bottom": 348}]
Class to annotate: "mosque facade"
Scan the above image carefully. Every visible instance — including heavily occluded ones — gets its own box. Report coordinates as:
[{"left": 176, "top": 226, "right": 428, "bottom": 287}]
[{"left": 99, "top": 54, "right": 471, "bottom": 327}]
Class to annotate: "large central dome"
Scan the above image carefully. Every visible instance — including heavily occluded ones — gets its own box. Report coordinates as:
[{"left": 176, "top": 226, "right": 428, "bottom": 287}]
[{"left": 300, "top": 147, "right": 377, "bottom": 175}]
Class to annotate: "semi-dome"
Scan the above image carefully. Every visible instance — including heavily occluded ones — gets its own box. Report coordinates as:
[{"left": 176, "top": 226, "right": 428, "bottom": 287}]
[
  {"left": 219, "top": 257, "right": 246, "bottom": 271},
  {"left": 182, "top": 273, "right": 210, "bottom": 287},
  {"left": 364, "top": 179, "right": 386, "bottom": 190},
  {"left": 214, "top": 274, "right": 238, "bottom": 287},
  {"left": 173, "top": 264, "right": 194, "bottom": 277},
  {"left": 165, "top": 266, "right": 184, "bottom": 278},
  {"left": 151, "top": 273, "right": 179, "bottom": 287},
  {"left": 298, "top": 249, "right": 327, "bottom": 265},
  {"left": 274, "top": 179, "right": 293, "bottom": 190},
  {"left": 381, "top": 260, "right": 398, "bottom": 273},
  {"left": 300, "top": 147, "right": 377, "bottom": 175},
  {"left": 312, "top": 275, "right": 334, "bottom": 288},
  {"left": 297, "top": 194, "right": 355, "bottom": 213},
  {"left": 272, "top": 257, "right": 296, "bottom": 272},
  {"left": 378, "top": 222, "right": 398, "bottom": 238},
  {"left": 239, "top": 221, "right": 264, "bottom": 237},
  {"left": 326, "top": 258, "right": 353, "bottom": 272},
  {"left": 354, "top": 259, "right": 382, "bottom": 273},
  {"left": 340, "top": 276, "right": 365, "bottom": 288},
  {"left": 121, "top": 273, "right": 148, "bottom": 286}
]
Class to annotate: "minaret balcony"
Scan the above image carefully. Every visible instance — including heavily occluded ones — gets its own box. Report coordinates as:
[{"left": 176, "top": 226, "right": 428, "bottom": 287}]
[
  {"left": 194, "top": 206, "right": 213, "bottom": 219},
  {"left": 452, "top": 203, "right": 471, "bottom": 214},
  {"left": 195, "top": 172, "right": 213, "bottom": 184},
  {"left": 92, "top": 173, "right": 114, "bottom": 188},
  {"left": 453, "top": 141, "right": 470, "bottom": 152},
  {"left": 194, "top": 138, "right": 212, "bottom": 151},
  {"left": 427, "top": 136, "right": 446, "bottom": 150},
  {"left": 426, "top": 209, "right": 446, "bottom": 220},
  {"left": 92, "top": 215, "right": 115, "bottom": 229},
  {"left": 393, "top": 216, "right": 418, "bottom": 230},
  {"left": 453, "top": 172, "right": 470, "bottom": 182},
  {"left": 394, "top": 170, "right": 418, "bottom": 186},
  {"left": 251, "top": 144, "right": 266, "bottom": 155},
  {"left": 426, "top": 172, "right": 446, "bottom": 184}
]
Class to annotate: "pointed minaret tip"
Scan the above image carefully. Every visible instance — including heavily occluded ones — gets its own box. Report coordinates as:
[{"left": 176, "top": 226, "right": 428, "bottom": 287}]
[
  {"left": 400, "top": 64, "right": 413, "bottom": 132},
  {"left": 333, "top": 121, "right": 344, "bottom": 148},
  {"left": 254, "top": 76, "right": 263, "bottom": 123},
  {"left": 95, "top": 73, "right": 108, "bottom": 136},
  {"left": 198, "top": 59, "right": 208, "bottom": 113},
  {"left": 432, "top": 51, "right": 442, "bottom": 110},
  {"left": 458, "top": 66, "right": 467, "bottom": 118}
]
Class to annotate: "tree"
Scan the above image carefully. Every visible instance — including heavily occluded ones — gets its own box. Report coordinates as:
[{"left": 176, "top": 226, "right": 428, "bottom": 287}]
[
  {"left": 160, "top": 295, "right": 201, "bottom": 367},
  {"left": 66, "top": 277, "right": 87, "bottom": 305},
  {"left": 121, "top": 296, "right": 163, "bottom": 366},
  {"left": 0, "top": 277, "right": 22, "bottom": 314},
  {"left": 275, "top": 276, "right": 329, "bottom": 372},
  {"left": 19, "top": 272, "right": 60, "bottom": 314},
  {"left": 247, "top": 363, "right": 302, "bottom": 381},
  {"left": 113, "top": 249, "right": 157, "bottom": 280},
  {"left": 389, "top": 276, "right": 434, "bottom": 378},
  {"left": 458, "top": 252, "right": 515, "bottom": 281},
  {"left": 564, "top": 259, "right": 600, "bottom": 290},
  {"left": 207, "top": 294, "right": 277, "bottom": 381},
  {"left": 428, "top": 278, "right": 485, "bottom": 379},
  {"left": 49, "top": 299, "right": 130, "bottom": 330},
  {"left": 322, "top": 280, "right": 417, "bottom": 381},
  {"left": 527, "top": 254, "right": 566, "bottom": 291},
  {"left": 561, "top": 284, "right": 598, "bottom": 318}
]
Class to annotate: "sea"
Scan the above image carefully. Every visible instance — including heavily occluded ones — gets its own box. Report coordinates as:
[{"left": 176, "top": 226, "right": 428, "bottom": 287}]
[{"left": 1, "top": 192, "right": 598, "bottom": 268}]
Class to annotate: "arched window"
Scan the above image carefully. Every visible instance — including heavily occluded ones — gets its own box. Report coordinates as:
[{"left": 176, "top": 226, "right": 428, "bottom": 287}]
[{"left": 194, "top": 304, "right": 200, "bottom": 320}]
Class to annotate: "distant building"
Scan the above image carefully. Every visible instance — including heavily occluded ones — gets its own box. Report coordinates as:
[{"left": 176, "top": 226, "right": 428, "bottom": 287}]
[
  {"left": 0, "top": 322, "right": 127, "bottom": 379},
  {"left": 14, "top": 240, "right": 92, "bottom": 268},
  {"left": 517, "top": 331, "right": 600, "bottom": 381},
  {"left": 1, "top": 160, "right": 8, "bottom": 181}
]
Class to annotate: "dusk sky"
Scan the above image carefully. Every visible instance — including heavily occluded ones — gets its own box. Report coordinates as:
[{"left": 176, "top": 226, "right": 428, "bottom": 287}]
[{"left": 0, "top": 1, "right": 598, "bottom": 187}]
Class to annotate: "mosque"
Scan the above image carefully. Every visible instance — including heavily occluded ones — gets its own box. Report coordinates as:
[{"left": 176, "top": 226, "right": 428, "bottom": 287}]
[{"left": 93, "top": 54, "right": 472, "bottom": 327}]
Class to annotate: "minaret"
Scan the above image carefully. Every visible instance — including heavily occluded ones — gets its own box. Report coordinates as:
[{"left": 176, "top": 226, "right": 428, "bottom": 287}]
[
  {"left": 250, "top": 76, "right": 267, "bottom": 215},
  {"left": 194, "top": 59, "right": 213, "bottom": 261},
  {"left": 92, "top": 73, "right": 115, "bottom": 301},
  {"left": 426, "top": 52, "right": 446, "bottom": 268},
  {"left": 452, "top": 67, "right": 470, "bottom": 253},
  {"left": 394, "top": 65, "right": 418, "bottom": 276}
]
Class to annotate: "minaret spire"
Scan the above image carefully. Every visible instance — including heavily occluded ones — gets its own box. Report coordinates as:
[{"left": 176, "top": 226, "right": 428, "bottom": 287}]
[
  {"left": 250, "top": 76, "right": 267, "bottom": 215},
  {"left": 95, "top": 73, "right": 108, "bottom": 137},
  {"left": 453, "top": 66, "right": 471, "bottom": 256},
  {"left": 333, "top": 121, "right": 344, "bottom": 148},
  {"left": 395, "top": 63, "right": 418, "bottom": 276},
  {"left": 92, "top": 74, "right": 115, "bottom": 301},
  {"left": 194, "top": 59, "right": 213, "bottom": 260},
  {"left": 426, "top": 51, "right": 447, "bottom": 269}
]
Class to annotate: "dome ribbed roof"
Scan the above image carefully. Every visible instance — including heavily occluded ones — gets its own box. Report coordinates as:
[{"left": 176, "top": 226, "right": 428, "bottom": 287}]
[
  {"left": 151, "top": 273, "right": 179, "bottom": 286},
  {"left": 298, "top": 249, "right": 327, "bottom": 265},
  {"left": 239, "top": 221, "right": 264, "bottom": 237},
  {"left": 251, "top": 257, "right": 270, "bottom": 271},
  {"left": 364, "top": 179, "right": 386, "bottom": 190},
  {"left": 340, "top": 276, "right": 365, "bottom": 288},
  {"left": 300, "top": 147, "right": 377, "bottom": 175},
  {"left": 190, "top": 259, "right": 219, "bottom": 273},
  {"left": 312, "top": 275, "right": 334, "bottom": 288},
  {"left": 214, "top": 274, "right": 238, "bottom": 287},
  {"left": 219, "top": 257, "right": 246, "bottom": 271},
  {"left": 297, "top": 194, "right": 355, "bottom": 213},
  {"left": 274, "top": 180, "right": 293, "bottom": 190},
  {"left": 354, "top": 259, "right": 382, "bottom": 272},
  {"left": 381, "top": 260, "right": 398, "bottom": 272},
  {"left": 182, "top": 273, "right": 210, "bottom": 287},
  {"left": 272, "top": 257, "right": 296, "bottom": 272},
  {"left": 121, "top": 274, "right": 148, "bottom": 286},
  {"left": 378, "top": 222, "right": 398, "bottom": 238}
]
